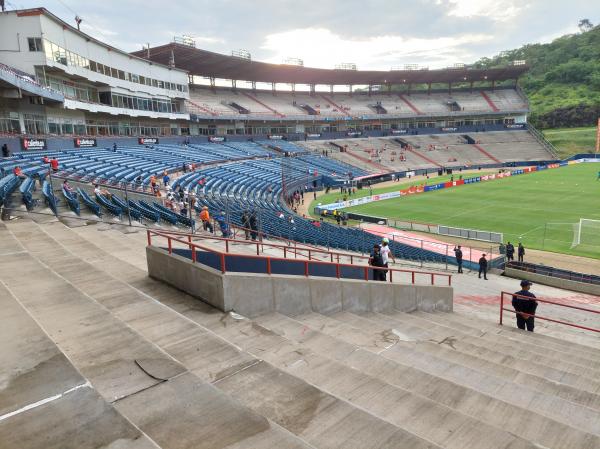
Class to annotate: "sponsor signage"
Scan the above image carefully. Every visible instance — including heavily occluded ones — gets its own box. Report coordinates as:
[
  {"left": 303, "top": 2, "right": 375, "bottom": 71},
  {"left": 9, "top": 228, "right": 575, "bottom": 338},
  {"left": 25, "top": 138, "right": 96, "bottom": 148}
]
[
  {"left": 424, "top": 183, "right": 446, "bottom": 192},
  {"left": 138, "top": 137, "right": 159, "bottom": 145},
  {"left": 441, "top": 127, "right": 458, "bottom": 132},
  {"left": 74, "top": 137, "right": 97, "bottom": 148},
  {"left": 306, "top": 133, "right": 321, "bottom": 138},
  {"left": 208, "top": 136, "right": 226, "bottom": 142},
  {"left": 21, "top": 138, "right": 47, "bottom": 151},
  {"left": 268, "top": 135, "right": 283, "bottom": 140},
  {"left": 391, "top": 129, "right": 408, "bottom": 135},
  {"left": 346, "top": 131, "right": 362, "bottom": 137},
  {"left": 505, "top": 123, "right": 526, "bottom": 129}
]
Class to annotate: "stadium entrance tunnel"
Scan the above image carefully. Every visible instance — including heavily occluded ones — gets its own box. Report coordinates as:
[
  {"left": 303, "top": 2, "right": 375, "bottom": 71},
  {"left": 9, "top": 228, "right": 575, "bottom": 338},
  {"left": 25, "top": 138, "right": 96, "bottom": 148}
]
[{"left": 146, "top": 246, "right": 453, "bottom": 318}]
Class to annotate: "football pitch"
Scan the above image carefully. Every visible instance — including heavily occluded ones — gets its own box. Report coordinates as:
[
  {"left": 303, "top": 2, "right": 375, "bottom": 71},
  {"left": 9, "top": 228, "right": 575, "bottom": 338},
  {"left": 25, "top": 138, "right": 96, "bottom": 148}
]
[{"left": 343, "top": 163, "right": 600, "bottom": 259}]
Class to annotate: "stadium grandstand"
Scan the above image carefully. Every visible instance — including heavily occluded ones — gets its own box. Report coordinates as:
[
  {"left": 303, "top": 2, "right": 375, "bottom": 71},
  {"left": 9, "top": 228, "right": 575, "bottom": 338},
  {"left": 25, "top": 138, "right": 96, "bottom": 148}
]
[{"left": 2, "top": 6, "right": 600, "bottom": 449}]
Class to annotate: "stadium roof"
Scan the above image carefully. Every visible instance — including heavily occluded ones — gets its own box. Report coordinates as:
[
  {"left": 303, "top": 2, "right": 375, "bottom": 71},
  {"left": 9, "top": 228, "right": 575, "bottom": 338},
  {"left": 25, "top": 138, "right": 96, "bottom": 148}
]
[{"left": 132, "top": 43, "right": 529, "bottom": 86}]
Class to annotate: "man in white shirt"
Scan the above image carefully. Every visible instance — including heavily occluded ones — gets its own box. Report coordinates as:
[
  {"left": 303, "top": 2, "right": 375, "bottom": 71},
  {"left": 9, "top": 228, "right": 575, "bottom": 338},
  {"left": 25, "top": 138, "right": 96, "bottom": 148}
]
[{"left": 380, "top": 237, "right": 395, "bottom": 280}]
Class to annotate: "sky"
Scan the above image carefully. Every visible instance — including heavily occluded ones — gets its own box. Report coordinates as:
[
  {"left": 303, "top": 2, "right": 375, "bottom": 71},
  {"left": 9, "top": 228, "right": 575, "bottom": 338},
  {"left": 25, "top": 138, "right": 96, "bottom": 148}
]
[{"left": 5, "top": 0, "right": 600, "bottom": 70}]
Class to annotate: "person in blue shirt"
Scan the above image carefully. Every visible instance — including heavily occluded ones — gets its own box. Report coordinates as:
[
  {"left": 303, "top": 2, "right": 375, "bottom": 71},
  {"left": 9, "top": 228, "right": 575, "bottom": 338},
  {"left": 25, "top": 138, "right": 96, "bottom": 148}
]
[
  {"left": 162, "top": 172, "right": 170, "bottom": 187},
  {"left": 215, "top": 211, "right": 231, "bottom": 238},
  {"left": 512, "top": 280, "right": 538, "bottom": 332}
]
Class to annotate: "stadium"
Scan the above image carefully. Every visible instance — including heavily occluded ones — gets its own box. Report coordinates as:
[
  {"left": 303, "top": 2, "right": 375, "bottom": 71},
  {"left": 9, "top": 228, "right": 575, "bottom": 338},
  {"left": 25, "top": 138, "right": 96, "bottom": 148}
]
[{"left": 0, "top": 4, "right": 600, "bottom": 449}]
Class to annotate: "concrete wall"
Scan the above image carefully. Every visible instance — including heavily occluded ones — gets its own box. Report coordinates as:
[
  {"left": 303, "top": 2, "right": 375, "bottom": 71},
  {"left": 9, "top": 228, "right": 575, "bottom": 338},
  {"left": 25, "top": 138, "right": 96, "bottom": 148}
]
[
  {"left": 147, "top": 246, "right": 453, "bottom": 318},
  {"left": 505, "top": 267, "right": 600, "bottom": 297}
]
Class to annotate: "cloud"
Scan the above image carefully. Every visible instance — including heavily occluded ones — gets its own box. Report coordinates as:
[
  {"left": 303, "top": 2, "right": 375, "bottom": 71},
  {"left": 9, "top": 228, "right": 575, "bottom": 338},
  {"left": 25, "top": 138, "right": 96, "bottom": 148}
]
[
  {"left": 261, "top": 28, "right": 492, "bottom": 70},
  {"left": 442, "top": 0, "right": 525, "bottom": 20}
]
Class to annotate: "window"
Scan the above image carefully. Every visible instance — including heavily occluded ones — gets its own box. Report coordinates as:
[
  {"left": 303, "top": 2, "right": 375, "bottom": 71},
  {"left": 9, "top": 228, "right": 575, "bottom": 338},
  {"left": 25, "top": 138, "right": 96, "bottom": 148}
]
[{"left": 28, "top": 37, "right": 43, "bottom": 52}]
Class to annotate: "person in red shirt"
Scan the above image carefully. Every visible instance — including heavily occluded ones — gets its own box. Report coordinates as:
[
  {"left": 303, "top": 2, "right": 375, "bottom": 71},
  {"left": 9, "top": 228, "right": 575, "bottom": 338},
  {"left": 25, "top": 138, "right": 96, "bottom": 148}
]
[
  {"left": 50, "top": 158, "right": 59, "bottom": 172},
  {"left": 13, "top": 166, "right": 25, "bottom": 179},
  {"left": 42, "top": 155, "right": 50, "bottom": 164}
]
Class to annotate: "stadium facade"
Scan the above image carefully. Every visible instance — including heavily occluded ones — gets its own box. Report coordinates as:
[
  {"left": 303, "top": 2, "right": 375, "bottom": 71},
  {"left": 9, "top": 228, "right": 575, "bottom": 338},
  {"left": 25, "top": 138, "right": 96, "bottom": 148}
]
[{"left": 1, "top": 7, "right": 531, "bottom": 153}]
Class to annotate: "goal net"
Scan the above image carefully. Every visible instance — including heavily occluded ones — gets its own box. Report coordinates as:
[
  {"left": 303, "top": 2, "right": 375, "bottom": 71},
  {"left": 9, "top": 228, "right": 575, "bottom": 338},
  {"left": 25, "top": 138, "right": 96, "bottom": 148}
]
[{"left": 572, "top": 219, "right": 600, "bottom": 249}]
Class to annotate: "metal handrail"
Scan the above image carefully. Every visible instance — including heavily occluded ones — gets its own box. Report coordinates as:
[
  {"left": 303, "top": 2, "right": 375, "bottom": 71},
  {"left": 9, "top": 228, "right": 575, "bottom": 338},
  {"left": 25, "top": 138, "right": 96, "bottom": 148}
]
[
  {"left": 147, "top": 229, "right": 452, "bottom": 286},
  {"left": 499, "top": 291, "right": 600, "bottom": 333}
]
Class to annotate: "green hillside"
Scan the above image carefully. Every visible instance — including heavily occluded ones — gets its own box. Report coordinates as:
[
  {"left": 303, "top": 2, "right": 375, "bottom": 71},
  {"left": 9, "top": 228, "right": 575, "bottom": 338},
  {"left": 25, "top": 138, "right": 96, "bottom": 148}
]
[{"left": 474, "top": 22, "right": 600, "bottom": 128}]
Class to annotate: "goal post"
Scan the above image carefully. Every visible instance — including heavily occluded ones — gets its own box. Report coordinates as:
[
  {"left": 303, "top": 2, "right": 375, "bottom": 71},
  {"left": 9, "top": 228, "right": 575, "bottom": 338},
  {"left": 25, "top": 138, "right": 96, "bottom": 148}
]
[{"left": 572, "top": 218, "right": 600, "bottom": 248}]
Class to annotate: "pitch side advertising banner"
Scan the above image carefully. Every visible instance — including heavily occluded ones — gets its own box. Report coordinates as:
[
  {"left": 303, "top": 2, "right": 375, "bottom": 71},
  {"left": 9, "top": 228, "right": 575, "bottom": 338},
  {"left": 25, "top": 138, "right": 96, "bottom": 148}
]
[
  {"left": 306, "top": 133, "right": 321, "bottom": 138},
  {"left": 208, "top": 136, "right": 226, "bottom": 142},
  {"left": 441, "top": 127, "right": 458, "bottom": 132},
  {"left": 505, "top": 123, "right": 526, "bottom": 129},
  {"left": 346, "top": 131, "right": 362, "bottom": 137},
  {"left": 464, "top": 177, "right": 481, "bottom": 184},
  {"left": 391, "top": 129, "right": 408, "bottom": 134},
  {"left": 424, "top": 183, "right": 446, "bottom": 192},
  {"left": 21, "top": 138, "right": 47, "bottom": 151},
  {"left": 268, "top": 135, "right": 283, "bottom": 140},
  {"left": 138, "top": 137, "right": 159, "bottom": 145},
  {"left": 73, "top": 138, "right": 97, "bottom": 148}
]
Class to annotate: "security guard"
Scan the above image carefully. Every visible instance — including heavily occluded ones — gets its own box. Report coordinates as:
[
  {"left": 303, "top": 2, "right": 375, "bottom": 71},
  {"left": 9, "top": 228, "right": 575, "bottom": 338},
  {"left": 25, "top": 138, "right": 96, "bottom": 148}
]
[{"left": 512, "top": 280, "right": 538, "bottom": 332}]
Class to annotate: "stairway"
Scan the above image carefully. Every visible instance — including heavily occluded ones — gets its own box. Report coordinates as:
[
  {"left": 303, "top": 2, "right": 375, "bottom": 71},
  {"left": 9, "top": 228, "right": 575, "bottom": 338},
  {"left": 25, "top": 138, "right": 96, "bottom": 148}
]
[
  {"left": 320, "top": 94, "right": 348, "bottom": 114},
  {"left": 403, "top": 146, "right": 443, "bottom": 168},
  {"left": 472, "top": 143, "right": 501, "bottom": 163},
  {"left": 4, "top": 217, "right": 600, "bottom": 449},
  {"left": 241, "top": 91, "right": 285, "bottom": 117},
  {"left": 480, "top": 91, "right": 500, "bottom": 112},
  {"left": 398, "top": 94, "right": 423, "bottom": 115}
]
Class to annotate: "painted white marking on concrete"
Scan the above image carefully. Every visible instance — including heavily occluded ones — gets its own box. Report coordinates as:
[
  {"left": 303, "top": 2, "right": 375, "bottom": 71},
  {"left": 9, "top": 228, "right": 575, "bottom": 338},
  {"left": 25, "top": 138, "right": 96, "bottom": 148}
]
[{"left": 0, "top": 381, "right": 91, "bottom": 422}]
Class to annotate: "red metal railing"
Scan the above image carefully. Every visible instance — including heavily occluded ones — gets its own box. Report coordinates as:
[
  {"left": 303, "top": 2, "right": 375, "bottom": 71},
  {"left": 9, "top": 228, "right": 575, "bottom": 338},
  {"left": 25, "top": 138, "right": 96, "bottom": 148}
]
[
  {"left": 499, "top": 291, "right": 600, "bottom": 333},
  {"left": 147, "top": 229, "right": 452, "bottom": 286}
]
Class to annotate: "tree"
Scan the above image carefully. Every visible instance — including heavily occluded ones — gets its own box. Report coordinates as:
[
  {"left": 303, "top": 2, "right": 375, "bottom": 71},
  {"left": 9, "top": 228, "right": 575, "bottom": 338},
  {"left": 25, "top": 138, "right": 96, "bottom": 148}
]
[{"left": 578, "top": 19, "right": 594, "bottom": 33}]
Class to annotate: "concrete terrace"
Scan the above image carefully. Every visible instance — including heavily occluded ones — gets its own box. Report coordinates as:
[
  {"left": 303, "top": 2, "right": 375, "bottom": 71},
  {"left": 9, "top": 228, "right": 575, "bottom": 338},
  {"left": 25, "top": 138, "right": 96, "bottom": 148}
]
[{"left": 1, "top": 217, "right": 600, "bottom": 448}]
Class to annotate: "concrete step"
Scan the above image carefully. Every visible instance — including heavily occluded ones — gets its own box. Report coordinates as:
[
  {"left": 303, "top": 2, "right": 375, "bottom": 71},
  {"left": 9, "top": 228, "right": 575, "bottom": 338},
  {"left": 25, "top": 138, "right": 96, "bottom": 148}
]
[
  {"left": 291, "top": 312, "right": 600, "bottom": 437},
  {"left": 414, "top": 309, "right": 600, "bottom": 363},
  {"left": 337, "top": 310, "right": 600, "bottom": 394},
  {"left": 0, "top": 279, "right": 159, "bottom": 449},
  {"left": 252, "top": 312, "right": 600, "bottom": 449},
  {"left": 10, "top": 219, "right": 438, "bottom": 449},
  {"left": 204, "top": 312, "right": 542, "bottom": 449},
  {"left": 3, "top": 221, "right": 315, "bottom": 449},
  {"left": 362, "top": 310, "right": 600, "bottom": 411}
]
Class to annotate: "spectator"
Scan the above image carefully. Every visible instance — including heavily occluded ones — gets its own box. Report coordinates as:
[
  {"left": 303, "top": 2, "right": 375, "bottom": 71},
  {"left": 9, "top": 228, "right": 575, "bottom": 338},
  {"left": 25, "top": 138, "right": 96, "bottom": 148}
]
[
  {"left": 13, "top": 166, "right": 26, "bottom": 179},
  {"left": 50, "top": 157, "right": 59, "bottom": 172},
  {"left": 135, "top": 175, "right": 143, "bottom": 186},
  {"left": 112, "top": 143, "right": 117, "bottom": 152},
  {"left": 506, "top": 242, "right": 515, "bottom": 262},
  {"left": 1, "top": 143, "right": 9, "bottom": 158},
  {"left": 478, "top": 253, "right": 488, "bottom": 280},
  {"left": 180, "top": 204, "right": 188, "bottom": 217},
  {"left": 94, "top": 184, "right": 112, "bottom": 200},
  {"left": 215, "top": 211, "right": 231, "bottom": 238},
  {"left": 453, "top": 245, "right": 463, "bottom": 273},
  {"left": 42, "top": 155, "right": 50, "bottom": 164},
  {"left": 249, "top": 211, "right": 258, "bottom": 240},
  {"left": 518, "top": 243, "right": 525, "bottom": 262},
  {"left": 241, "top": 210, "right": 251, "bottom": 239},
  {"left": 162, "top": 172, "right": 170, "bottom": 187},
  {"left": 199, "top": 206, "right": 213, "bottom": 233},
  {"left": 512, "top": 280, "right": 537, "bottom": 332},
  {"left": 63, "top": 180, "right": 75, "bottom": 196},
  {"left": 380, "top": 237, "right": 395, "bottom": 280},
  {"left": 369, "top": 244, "right": 386, "bottom": 281}
]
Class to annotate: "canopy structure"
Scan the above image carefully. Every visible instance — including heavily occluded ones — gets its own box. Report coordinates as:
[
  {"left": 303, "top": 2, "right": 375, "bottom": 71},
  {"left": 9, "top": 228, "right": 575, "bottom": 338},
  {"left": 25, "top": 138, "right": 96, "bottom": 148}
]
[{"left": 132, "top": 43, "right": 529, "bottom": 86}]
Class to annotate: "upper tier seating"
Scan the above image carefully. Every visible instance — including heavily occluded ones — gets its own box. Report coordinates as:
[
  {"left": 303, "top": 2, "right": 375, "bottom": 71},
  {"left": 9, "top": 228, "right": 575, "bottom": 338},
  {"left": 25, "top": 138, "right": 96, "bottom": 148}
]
[
  {"left": 295, "top": 130, "right": 555, "bottom": 172},
  {"left": 188, "top": 87, "right": 528, "bottom": 118}
]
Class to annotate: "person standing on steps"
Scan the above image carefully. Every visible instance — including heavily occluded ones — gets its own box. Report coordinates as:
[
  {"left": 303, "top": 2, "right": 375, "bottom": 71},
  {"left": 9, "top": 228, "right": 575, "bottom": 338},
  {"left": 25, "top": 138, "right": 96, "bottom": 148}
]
[
  {"left": 368, "top": 244, "right": 386, "bottom": 281},
  {"left": 380, "top": 237, "right": 395, "bottom": 280},
  {"left": 453, "top": 245, "right": 463, "bottom": 273},
  {"left": 505, "top": 242, "right": 515, "bottom": 262},
  {"left": 478, "top": 253, "right": 488, "bottom": 280},
  {"left": 512, "top": 280, "right": 537, "bottom": 332},
  {"left": 518, "top": 243, "right": 525, "bottom": 263},
  {"left": 1, "top": 143, "right": 9, "bottom": 158}
]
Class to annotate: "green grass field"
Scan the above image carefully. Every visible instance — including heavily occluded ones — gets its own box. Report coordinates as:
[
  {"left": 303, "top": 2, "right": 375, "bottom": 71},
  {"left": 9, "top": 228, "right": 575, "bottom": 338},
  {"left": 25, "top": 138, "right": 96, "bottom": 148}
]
[
  {"left": 342, "top": 164, "right": 600, "bottom": 259},
  {"left": 543, "top": 127, "right": 598, "bottom": 159}
]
